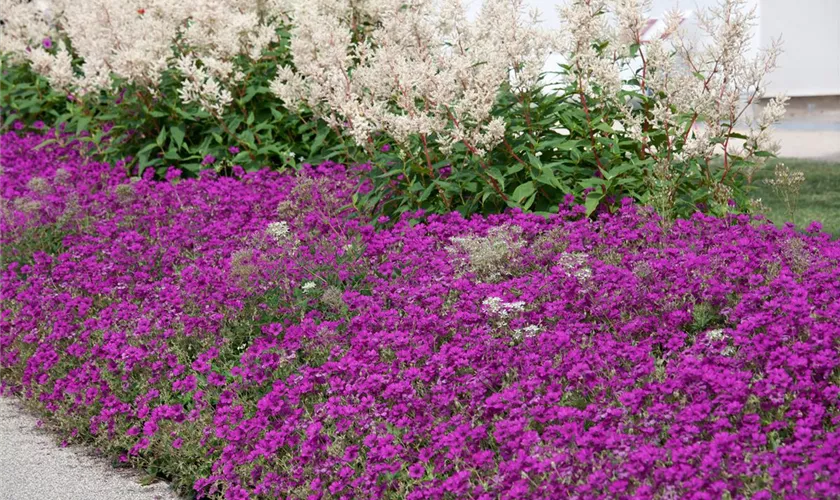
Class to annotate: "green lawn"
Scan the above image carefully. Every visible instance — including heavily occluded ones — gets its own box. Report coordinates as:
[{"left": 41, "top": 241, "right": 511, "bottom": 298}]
[{"left": 750, "top": 158, "right": 840, "bottom": 237}]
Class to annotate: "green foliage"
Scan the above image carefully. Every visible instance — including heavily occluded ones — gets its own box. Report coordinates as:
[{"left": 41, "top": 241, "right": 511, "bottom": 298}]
[
  {"left": 1, "top": 56, "right": 71, "bottom": 131},
  {"left": 354, "top": 81, "right": 650, "bottom": 218},
  {"left": 353, "top": 65, "right": 770, "bottom": 221}
]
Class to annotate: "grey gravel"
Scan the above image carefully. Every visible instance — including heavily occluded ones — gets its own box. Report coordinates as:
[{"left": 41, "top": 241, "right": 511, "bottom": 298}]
[{"left": 0, "top": 397, "right": 181, "bottom": 500}]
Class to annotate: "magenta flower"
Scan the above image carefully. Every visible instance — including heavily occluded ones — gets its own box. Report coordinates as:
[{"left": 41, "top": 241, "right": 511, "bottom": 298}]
[
  {"left": 1, "top": 131, "right": 838, "bottom": 500},
  {"left": 201, "top": 154, "right": 216, "bottom": 166}
]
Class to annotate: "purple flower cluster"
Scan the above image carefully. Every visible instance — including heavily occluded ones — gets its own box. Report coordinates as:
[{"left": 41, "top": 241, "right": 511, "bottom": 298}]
[{"left": 1, "top": 131, "right": 839, "bottom": 499}]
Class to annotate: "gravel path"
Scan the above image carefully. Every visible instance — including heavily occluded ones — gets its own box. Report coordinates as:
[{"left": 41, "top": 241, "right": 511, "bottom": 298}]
[{"left": 0, "top": 397, "right": 180, "bottom": 500}]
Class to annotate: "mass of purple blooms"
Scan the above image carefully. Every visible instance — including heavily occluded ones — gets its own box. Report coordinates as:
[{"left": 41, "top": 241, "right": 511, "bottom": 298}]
[{"left": 1, "top": 130, "right": 839, "bottom": 499}]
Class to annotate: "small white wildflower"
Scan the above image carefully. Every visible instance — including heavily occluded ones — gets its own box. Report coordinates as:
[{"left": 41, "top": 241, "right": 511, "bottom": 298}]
[
  {"left": 558, "top": 252, "right": 592, "bottom": 282},
  {"left": 705, "top": 328, "right": 726, "bottom": 342},
  {"left": 266, "top": 221, "right": 290, "bottom": 242},
  {"left": 514, "top": 324, "right": 541, "bottom": 339},
  {"left": 574, "top": 268, "right": 593, "bottom": 281},
  {"left": 502, "top": 301, "right": 526, "bottom": 315},
  {"left": 482, "top": 297, "right": 504, "bottom": 316},
  {"left": 301, "top": 281, "right": 317, "bottom": 292},
  {"left": 483, "top": 297, "right": 526, "bottom": 318}
]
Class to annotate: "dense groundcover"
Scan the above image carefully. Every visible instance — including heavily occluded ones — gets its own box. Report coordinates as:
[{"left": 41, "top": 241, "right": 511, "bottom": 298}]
[{"left": 1, "top": 130, "right": 839, "bottom": 499}]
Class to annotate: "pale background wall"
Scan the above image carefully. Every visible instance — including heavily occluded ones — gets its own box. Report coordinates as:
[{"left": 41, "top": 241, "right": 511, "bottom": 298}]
[
  {"left": 467, "top": 0, "right": 840, "bottom": 99},
  {"left": 759, "top": 0, "right": 840, "bottom": 97}
]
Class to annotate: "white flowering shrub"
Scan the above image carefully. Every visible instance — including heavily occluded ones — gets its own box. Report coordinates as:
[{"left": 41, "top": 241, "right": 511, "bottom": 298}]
[
  {"left": 0, "top": 0, "right": 346, "bottom": 174},
  {"left": 276, "top": 0, "right": 785, "bottom": 219},
  {"left": 1, "top": 0, "right": 787, "bottom": 220},
  {"left": 268, "top": 0, "right": 555, "bottom": 215},
  {"left": 548, "top": 0, "right": 788, "bottom": 218},
  {"left": 271, "top": 0, "right": 549, "bottom": 154}
]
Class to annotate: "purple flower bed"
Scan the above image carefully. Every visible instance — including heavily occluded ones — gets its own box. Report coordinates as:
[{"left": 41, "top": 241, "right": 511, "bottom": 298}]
[{"left": 2, "top": 131, "right": 839, "bottom": 499}]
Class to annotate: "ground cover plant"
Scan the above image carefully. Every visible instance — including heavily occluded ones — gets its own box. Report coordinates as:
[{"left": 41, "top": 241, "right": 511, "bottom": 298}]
[{"left": 2, "top": 130, "right": 839, "bottom": 498}]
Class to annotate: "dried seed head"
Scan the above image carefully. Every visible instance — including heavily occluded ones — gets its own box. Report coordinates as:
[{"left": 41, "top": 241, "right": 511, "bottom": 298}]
[
  {"left": 114, "top": 184, "right": 135, "bottom": 204},
  {"left": 26, "top": 177, "right": 50, "bottom": 194},
  {"left": 320, "top": 286, "right": 344, "bottom": 311},
  {"left": 448, "top": 225, "right": 524, "bottom": 282}
]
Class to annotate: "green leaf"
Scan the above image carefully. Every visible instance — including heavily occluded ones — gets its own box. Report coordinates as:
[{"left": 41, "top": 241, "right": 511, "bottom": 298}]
[
  {"left": 156, "top": 127, "right": 168, "bottom": 148},
  {"left": 240, "top": 130, "right": 257, "bottom": 149},
  {"left": 584, "top": 194, "right": 602, "bottom": 216},
  {"left": 310, "top": 128, "right": 328, "bottom": 155},
  {"left": 522, "top": 192, "right": 537, "bottom": 210},
  {"left": 536, "top": 168, "right": 564, "bottom": 190},
  {"left": 594, "top": 122, "right": 614, "bottom": 133},
  {"left": 170, "top": 124, "right": 185, "bottom": 149},
  {"left": 33, "top": 138, "right": 57, "bottom": 151},
  {"left": 163, "top": 145, "right": 181, "bottom": 160},
  {"left": 580, "top": 177, "right": 606, "bottom": 189},
  {"left": 75, "top": 116, "right": 91, "bottom": 135},
  {"left": 602, "top": 163, "right": 637, "bottom": 180},
  {"left": 242, "top": 87, "right": 259, "bottom": 104},
  {"left": 506, "top": 163, "right": 524, "bottom": 175},
  {"left": 418, "top": 183, "right": 435, "bottom": 202},
  {"left": 540, "top": 138, "right": 577, "bottom": 150},
  {"left": 511, "top": 181, "right": 536, "bottom": 204},
  {"left": 487, "top": 167, "right": 506, "bottom": 192}
]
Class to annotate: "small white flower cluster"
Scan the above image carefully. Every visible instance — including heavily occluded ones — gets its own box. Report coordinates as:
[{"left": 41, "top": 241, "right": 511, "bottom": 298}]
[
  {"left": 703, "top": 328, "right": 737, "bottom": 356},
  {"left": 266, "top": 221, "right": 291, "bottom": 242},
  {"left": 176, "top": 55, "right": 234, "bottom": 115},
  {"left": 704, "top": 328, "right": 726, "bottom": 342},
  {"left": 764, "top": 163, "right": 805, "bottom": 189},
  {"left": 448, "top": 225, "right": 524, "bottom": 282},
  {"left": 482, "top": 297, "right": 525, "bottom": 318},
  {"left": 512, "top": 324, "right": 541, "bottom": 341},
  {"left": 557, "top": 252, "right": 592, "bottom": 282},
  {"left": 26, "top": 177, "right": 50, "bottom": 194},
  {"left": 301, "top": 281, "right": 316, "bottom": 292}
]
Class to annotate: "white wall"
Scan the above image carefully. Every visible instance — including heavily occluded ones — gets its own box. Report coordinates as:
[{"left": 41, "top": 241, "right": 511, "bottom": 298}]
[{"left": 759, "top": 0, "right": 840, "bottom": 97}]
